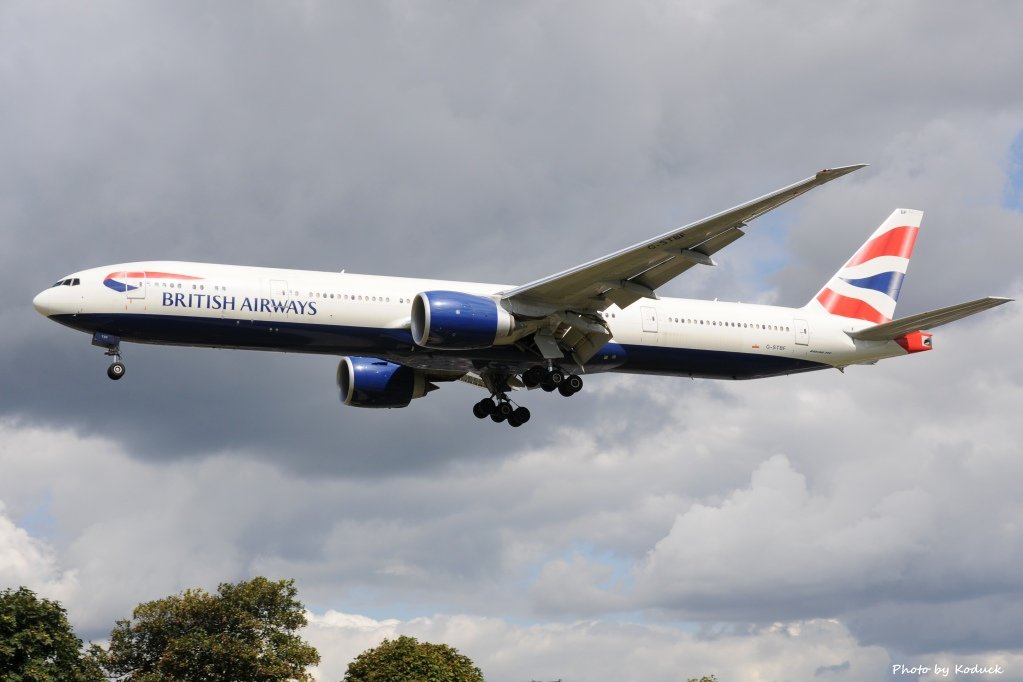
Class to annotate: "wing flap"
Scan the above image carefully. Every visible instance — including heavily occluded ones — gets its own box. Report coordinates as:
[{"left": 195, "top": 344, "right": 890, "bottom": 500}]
[{"left": 847, "top": 296, "right": 1012, "bottom": 341}]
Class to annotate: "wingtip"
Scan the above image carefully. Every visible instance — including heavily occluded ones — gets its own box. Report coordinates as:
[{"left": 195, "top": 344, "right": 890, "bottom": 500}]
[{"left": 816, "top": 163, "right": 869, "bottom": 179}]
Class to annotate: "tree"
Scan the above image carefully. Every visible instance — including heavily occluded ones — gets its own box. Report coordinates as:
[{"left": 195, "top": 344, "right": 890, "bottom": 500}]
[
  {"left": 343, "top": 635, "right": 484, "bottom": 682},
  {"left": 92, "top": 576, "right": 320, "bottom": 681},
  {"left": 0, "top": 586, "right": 103, "bottom": 682}
]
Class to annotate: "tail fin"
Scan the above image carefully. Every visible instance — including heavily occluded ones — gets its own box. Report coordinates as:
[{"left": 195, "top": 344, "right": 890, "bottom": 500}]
[{"left": 808, "top": 208, "right": 923, "bottom": 323}]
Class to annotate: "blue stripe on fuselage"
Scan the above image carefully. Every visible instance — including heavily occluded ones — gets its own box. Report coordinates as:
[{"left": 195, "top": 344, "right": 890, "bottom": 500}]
[{"left": 50, "top": 313, "right": 828, "bottom": 380}]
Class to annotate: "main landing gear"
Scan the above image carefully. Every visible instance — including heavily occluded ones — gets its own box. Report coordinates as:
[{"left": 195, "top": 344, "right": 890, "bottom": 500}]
[
  {"left": 473, "top": 395, "right": 531, "bottom": 427},
  {"left": 471, "top": 365, "right": 583, "bottom": 427},
  {"left": 92, "top": 332, "right": 126, "bottom": 381},
  {"left": 521, "top": 365, "right": 583, "bottom": 397}
]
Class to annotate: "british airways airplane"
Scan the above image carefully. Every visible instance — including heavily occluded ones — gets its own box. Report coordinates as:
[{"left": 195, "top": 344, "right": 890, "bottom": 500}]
[{"left": 33, "top": 165, "right": 1010, "bottom": 427}]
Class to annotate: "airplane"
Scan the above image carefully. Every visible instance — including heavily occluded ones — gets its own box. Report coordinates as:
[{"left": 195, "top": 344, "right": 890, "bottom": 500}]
[{"left": 33, "top": 164, "right": 1011, "bottom": 427}]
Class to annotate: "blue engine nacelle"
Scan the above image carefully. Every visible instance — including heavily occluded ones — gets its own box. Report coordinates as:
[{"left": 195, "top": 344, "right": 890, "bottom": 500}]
[
  {"left": 410, "top": 290, "right": 515, "bottom": 349},
  {"left": 337, "top": 357, "right": 432, "bottom": 408}
]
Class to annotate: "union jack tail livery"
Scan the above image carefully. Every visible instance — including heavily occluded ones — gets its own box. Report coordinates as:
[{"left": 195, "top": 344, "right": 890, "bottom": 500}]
[{"left": 809, "top": 208, "right": 922, "bottom": 323}]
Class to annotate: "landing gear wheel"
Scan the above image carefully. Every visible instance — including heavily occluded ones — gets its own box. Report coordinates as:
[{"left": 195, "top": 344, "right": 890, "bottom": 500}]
[
  {"left": 506, "top": 405, "right": 531, "bottom": 427},
  {"left": 540, "top": 366, "right": 567, "bottom": 392},
  {"left": 522, "top": 366, "right": 545, "bottom": 388},
  {"left": 557, "top": 374, "right": 583, "bottom": 397},
  {"left": 107, "top": 362, "right": 126, "bottom": 381},
  {"left": 472, "top": 399, "right": 494, "bottom": 419}
]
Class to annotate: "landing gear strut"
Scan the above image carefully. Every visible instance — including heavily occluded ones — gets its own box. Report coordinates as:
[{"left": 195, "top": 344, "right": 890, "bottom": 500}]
[{"left": 472, "top": 395, "right": 530, "bottom": 427}]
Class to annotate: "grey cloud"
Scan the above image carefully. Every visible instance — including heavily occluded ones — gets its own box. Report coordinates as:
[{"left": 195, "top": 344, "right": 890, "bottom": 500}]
[{"left": 846, "top": 596, "right": 1023, "bottom": 657}]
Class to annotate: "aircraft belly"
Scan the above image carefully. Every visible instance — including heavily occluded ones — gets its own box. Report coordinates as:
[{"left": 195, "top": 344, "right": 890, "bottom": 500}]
[
  {"left": 613, "top": 344, "right": 828, "bottom": 379},
  {"left": 52, "top": 312, "right": 830, "bottom": 379}
]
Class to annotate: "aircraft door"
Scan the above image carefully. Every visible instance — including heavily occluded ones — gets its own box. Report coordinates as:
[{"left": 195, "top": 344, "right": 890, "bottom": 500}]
[
  {"left": 270, "top": 280, "right": 289, "bottom": 299},
  {"left": 794, "top": 318, "right": 809, "bottom": 346},
  {"left": 641, "top": 306, "right": 658, "bottom": 333},
  {"left": 266, "top": 279, "right": 290, "bottom": 319}
]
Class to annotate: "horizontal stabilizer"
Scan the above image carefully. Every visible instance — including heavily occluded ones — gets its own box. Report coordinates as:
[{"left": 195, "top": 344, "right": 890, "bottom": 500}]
[{"left": 847, "top": 296, "right": 1012, "bottom": 341}]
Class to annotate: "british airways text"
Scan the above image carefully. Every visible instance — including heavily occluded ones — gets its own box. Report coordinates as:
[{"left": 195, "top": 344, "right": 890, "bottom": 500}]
[{"left": 162, "top": 292, "right": 318, "bottom": 315}]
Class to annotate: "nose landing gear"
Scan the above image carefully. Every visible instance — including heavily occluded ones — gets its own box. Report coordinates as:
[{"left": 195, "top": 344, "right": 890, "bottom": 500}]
[{"left": 92, "top": 332, "right": 126, "bottom": 381}]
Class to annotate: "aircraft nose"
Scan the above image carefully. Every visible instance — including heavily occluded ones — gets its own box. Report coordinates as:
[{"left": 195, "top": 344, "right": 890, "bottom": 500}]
[{"left": 33, "top": 288, "right": 58, "bottom": 317}]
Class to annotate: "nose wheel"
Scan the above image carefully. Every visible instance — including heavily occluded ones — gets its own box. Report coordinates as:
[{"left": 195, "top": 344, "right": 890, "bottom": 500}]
[{"left": 107, "top": 357, "right": 126, "bottom": 380}]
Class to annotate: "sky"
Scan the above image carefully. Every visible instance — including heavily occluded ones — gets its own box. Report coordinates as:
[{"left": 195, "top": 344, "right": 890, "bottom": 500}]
[{"left": 2, "top": 1, "right": 1023, "bottom": 681}]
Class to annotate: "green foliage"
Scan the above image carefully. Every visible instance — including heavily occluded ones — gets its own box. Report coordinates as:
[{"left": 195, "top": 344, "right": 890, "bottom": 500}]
[
  {"left": 686, "top": 677, "right": 718, "bottom": 682},
  {"left": 0, "top": 586, "right": 103, "bottom": 682},
  {"left": 343, "top": 635, "right": 484, "bottom": 682},
  {"left": 92, "top": 576, "right": 320, "bottom": 682}
]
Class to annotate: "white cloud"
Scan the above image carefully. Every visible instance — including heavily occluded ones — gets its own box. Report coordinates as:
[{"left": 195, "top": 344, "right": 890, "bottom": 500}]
[
  {"left": 304, "top": 610, "right": 898, "bottom": 682},
  {"left": 633, "top": 454, "right": 936, "bottom": 613},
  {"left": 0, "top": 501, "right": 77, "bottom": 603}
]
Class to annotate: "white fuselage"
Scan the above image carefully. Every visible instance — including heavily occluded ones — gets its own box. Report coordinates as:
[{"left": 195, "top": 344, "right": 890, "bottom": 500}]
[{"left": 33, "top": 261, "right": 910, "bottom": 380}]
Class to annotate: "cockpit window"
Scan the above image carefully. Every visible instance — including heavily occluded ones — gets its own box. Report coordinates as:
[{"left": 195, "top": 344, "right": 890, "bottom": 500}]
[{"left": 51, "top": 278, "right": 81, "bottom": 287}]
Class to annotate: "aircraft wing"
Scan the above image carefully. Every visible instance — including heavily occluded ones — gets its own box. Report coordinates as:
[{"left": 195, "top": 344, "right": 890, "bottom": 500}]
[
  {"left": 496, "top": 164, "right": 866, "bottom": 366},
  {"left": 847, "top": 296, "right": 1013, "bottom": 341},
  {"left": 500, "top": 164, "right": 866, "bottom": 316}
]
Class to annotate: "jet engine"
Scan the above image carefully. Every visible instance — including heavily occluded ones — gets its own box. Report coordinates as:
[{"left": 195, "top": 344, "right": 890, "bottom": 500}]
[
  {"left": 410, "top": 290, "right": 515, "bottom": 349},
  {"left": 337, "top": 357, "right": 433, "bottom": 408}
]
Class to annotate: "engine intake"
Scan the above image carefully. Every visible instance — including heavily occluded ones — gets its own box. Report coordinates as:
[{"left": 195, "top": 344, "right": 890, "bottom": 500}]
[
  {"left": 410, "top": 290, "right": 514, "bottom": 349},
  {"left": 337, "top": 357, "right": 432, "bottom": 408}
]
